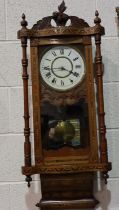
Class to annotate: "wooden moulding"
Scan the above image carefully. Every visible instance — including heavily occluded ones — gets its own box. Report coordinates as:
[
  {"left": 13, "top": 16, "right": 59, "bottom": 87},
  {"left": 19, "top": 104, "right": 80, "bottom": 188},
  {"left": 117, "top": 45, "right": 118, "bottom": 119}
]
[
  {"left": 17, "top": 25, "right": 105, "bottom": 39},
  {"left": 22, "top": 162, "right": 112, "bottom": 175},
  {"left": 38, "top": 199, "right": 99, "bottom": 209}
]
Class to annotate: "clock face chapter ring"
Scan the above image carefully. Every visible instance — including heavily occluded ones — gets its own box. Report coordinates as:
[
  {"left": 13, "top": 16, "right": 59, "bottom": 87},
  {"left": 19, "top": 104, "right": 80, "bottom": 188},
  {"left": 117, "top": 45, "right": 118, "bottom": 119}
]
[
  {"left": 40, "top": 46, "right": 86, "bottom": 91},
  {"left": 51, "top": 56, "right": 73, "bottom": 79}
]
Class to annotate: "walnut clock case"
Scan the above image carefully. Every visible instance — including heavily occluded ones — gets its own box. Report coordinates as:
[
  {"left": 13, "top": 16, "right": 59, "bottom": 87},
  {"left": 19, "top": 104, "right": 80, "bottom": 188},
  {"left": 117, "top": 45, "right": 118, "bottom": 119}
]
[{"left": 18, "top": 1, "right": 111, "bottom": 209}]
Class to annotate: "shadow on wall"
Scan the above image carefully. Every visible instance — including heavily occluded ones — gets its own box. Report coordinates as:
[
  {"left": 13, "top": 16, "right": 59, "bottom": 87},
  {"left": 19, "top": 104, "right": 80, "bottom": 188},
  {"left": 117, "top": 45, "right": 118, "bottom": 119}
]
[
  {"left": 94, "top": 174, "right": 111, "bottom": 210},
  {"left": 25, "top": 175, "right": 42, "bottom": 210}
]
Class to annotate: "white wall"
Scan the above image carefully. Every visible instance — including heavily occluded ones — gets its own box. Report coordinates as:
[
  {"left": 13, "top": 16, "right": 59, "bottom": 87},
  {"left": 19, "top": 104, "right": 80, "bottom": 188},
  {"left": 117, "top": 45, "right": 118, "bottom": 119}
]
[{"left": 0, "top": 0, "right": 119, "bottom": 210}]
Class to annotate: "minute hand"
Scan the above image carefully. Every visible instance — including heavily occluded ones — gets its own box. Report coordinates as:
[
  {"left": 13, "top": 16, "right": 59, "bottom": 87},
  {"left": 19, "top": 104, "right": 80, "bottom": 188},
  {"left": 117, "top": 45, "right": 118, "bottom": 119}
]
[
  {"left": 53, "top": 67, "right": 70, "bottom": 72},
  {"left": 60, "top": 67, "right": 79, "bottom": 77}
]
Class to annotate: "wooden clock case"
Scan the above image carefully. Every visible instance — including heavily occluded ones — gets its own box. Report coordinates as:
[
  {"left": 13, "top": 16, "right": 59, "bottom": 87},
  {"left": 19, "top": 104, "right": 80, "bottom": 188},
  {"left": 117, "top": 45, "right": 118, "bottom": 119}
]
[{"left": 18, "top": 1, "right": 111, "bottom": 209}]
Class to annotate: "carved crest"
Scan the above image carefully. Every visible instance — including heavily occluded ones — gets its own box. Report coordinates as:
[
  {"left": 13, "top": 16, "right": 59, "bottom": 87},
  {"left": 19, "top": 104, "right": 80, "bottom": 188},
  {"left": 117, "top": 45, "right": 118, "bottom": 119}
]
[{"left": 32, "top": 1, "right": 89, "bottom": 30}]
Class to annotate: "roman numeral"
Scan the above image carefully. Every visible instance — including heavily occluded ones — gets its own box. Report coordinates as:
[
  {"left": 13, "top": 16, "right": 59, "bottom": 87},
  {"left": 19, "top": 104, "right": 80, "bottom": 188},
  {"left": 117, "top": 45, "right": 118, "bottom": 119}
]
[
  {"left": 60, "top": 48, "right": 64, "bottom": 55},
  {"left": 73, "top": 57, "right": 79, "bottom": 61},
  {"left": 68, "top": 51, "right": 71, "bottom": 56},
  {"left": 52, "top": 78, "right": 57, "bottom": 83},
  {"left": 69, "top": 79, "right": 73, "bottom": 83},
  {"left": 45, "top": 59, "right": 51, "bottom": 61},
  {"left": 44, "top": 66, "right": 50, "bottom": 70},
  {"left": 73, "top": 72, "right": 79, "bottom": 77},
  {"left": 52, "top": 51, "right": 57, "bottom": 57},
  {"left": 75, "top": 65, "right": 81, "bottom": 68},
  {"left": 61, "top": 80, "right": 64, "bottom": 86},
  {"left": 46, "top": 72, "right": 51, "bottom": 78}
]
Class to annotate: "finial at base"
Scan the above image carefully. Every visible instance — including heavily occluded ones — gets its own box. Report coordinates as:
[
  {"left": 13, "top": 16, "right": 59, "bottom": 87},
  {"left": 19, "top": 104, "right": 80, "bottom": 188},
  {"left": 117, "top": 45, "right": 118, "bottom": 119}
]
[{"left": 25, "top": 175, "right": 32, "bottom": 187}]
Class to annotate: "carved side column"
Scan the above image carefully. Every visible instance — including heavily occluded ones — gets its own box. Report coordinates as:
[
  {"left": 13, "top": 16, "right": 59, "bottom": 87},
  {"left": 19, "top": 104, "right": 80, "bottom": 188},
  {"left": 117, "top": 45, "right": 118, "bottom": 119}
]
[
  {"left": 20, "top": 14, "right": 32, "bottom": 187},
  {"left": 94, "top": 11, "right": 108, "bottom": 183}
]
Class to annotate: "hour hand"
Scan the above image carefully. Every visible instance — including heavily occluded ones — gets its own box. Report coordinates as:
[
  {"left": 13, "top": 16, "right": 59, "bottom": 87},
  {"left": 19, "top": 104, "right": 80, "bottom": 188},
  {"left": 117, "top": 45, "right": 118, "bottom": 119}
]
[{"left": 53, "top": 67, "right": 62, "bottom": 69}]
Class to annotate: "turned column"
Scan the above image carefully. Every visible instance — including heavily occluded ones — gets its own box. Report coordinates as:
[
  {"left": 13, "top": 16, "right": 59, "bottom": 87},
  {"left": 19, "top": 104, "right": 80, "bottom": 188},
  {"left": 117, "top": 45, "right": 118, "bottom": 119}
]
[
  {"left": 20, "top": 14, "right": 32, "bottom": 187},
  {"left": 94, "top": 11, "right": 108, "bottom": 182}
]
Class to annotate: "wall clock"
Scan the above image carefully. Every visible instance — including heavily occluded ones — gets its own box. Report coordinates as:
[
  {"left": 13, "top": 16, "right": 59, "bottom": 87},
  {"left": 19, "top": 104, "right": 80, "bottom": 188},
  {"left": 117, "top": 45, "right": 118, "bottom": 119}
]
[{"left": 18, "top": 1, "right": 111, "bottom": 209}]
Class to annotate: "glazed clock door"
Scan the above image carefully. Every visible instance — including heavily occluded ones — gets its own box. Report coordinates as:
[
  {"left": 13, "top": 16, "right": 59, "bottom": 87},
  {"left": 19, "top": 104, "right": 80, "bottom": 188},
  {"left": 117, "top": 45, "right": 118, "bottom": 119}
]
[{"left": 38, "top": 43, "right": 92, "bottom": 163}]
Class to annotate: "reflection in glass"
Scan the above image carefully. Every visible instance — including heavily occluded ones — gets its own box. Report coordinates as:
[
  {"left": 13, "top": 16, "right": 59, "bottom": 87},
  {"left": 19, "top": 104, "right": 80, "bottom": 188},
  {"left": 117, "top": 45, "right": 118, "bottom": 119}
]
[{"left": 41, "top": 98, "right": 89, "bottom": 150}]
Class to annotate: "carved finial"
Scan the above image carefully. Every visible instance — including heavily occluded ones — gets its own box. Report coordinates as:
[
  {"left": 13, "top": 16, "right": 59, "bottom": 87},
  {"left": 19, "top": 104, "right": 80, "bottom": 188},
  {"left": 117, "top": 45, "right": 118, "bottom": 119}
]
[
  {"left": 58, "top": 0, "right": 67, "bottom": 13},
  {"left": 52, "top": 1, "right": 69, "bottom": 26},
  {"left": 21, "top": 13, "right": 28, "bottom": 28},
  {"left": 94, "top": 10, "right": 101, "bottom": 25}
]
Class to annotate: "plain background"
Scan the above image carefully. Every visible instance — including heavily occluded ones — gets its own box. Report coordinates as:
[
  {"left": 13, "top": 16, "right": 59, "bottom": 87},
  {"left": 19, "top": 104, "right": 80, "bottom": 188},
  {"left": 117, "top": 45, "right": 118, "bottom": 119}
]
[{"left": 0, "top": 0, "right": 119, "bottom": 209}]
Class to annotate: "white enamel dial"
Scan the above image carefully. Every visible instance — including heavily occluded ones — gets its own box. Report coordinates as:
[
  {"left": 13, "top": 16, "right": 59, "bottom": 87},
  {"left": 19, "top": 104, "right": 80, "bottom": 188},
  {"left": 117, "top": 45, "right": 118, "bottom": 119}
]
[{"left": 40, "top": 46, "right": 85, "bottom": 91}]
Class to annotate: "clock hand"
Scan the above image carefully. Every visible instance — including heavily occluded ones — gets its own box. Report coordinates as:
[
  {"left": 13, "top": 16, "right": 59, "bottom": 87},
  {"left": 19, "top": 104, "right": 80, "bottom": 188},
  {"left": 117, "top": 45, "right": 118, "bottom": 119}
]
[
  {"left": 52, "top": 67, "right": 62, "bottom": 69},
  {"left": 53, "top": 67, "right": 70, "bottom": 72},
  {"left": 62, "top": 68, "right": 79, "bottom": 77},
  {"left": 53, "top": 66, "right": 79, "bottom": 77},
  {"left": 60, "top": 67, "right": 73, "bottom": 73},
  {"left": 61, "top": 67, "right": 76, "bottom": 73},
  {"left": 52, "top": 67, "right": 79, "bottom": 77},
  {"left": 53, "top": 67, "right": 79, "bottom": 77}
]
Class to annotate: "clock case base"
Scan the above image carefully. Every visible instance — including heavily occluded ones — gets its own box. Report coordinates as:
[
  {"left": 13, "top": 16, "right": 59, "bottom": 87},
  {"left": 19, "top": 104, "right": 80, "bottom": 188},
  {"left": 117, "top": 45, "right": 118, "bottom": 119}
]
[
  {"left": 38, "top": 199, "right": 98, "bottom": 210},
  {"left": 36, "top": 173, "right": 99, "bottom": 210}
]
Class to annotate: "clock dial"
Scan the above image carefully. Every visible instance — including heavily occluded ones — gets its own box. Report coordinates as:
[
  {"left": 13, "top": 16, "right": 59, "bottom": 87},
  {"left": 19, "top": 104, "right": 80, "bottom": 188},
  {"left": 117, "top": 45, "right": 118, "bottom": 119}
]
[{"left": 40, "top": 46, "right": 85, "bottom": 91}]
